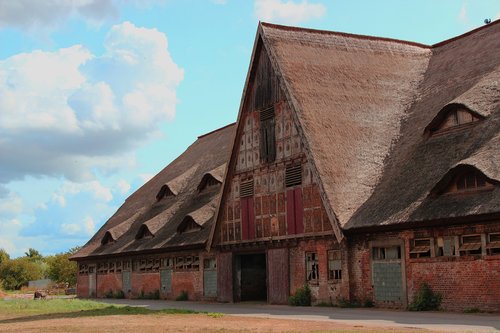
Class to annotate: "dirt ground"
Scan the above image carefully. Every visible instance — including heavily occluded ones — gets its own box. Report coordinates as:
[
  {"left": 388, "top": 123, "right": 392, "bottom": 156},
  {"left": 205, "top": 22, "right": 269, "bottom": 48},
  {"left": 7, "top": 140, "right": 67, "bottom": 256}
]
[{"left": 0, "top": 313, "right": 430, "bottom": 333}]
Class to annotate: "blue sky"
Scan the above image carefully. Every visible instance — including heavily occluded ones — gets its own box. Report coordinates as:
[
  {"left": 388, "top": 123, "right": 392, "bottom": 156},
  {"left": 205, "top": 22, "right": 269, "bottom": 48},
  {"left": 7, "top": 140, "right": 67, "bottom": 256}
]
[{"left": 0, "top": 0, "right": 498, "bottom": 258}]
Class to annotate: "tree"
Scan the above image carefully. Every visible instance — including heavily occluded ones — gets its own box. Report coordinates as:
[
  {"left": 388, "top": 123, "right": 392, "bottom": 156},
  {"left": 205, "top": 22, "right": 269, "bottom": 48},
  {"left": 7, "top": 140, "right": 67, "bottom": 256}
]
[
  {"left": 0, "top": 257, "right": 44, "bottom": 290},
  {"left": 0, "top": 249, "right": 10, "bottom": 266},
  {"left": 25, "top": 248, "right": 43, "bottom": 261},
  {"left": 46, "top": 249, "right": 78, "bottom": 286}
]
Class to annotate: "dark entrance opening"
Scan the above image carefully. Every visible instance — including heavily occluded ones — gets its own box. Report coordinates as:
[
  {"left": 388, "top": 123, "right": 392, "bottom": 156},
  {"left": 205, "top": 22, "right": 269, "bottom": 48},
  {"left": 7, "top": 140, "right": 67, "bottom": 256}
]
[{"left": 238, "top": 253, "right": 267, "bottom": 301}]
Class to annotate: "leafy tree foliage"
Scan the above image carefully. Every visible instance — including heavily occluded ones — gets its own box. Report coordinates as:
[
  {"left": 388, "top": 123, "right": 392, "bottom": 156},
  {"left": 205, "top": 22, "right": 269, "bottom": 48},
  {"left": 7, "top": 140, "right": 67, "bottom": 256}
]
[
  {"left": 25, "top": 248, "right": 43, "bottom": 261},
  {"left": 46, "top": 250, "right": 78, "bottom": 286},
  {"left": 0, "top": 249, "right": 10, "bottom": 265},
  {"left": 0, "top": 257, "right": 44, "bottom": 290}
]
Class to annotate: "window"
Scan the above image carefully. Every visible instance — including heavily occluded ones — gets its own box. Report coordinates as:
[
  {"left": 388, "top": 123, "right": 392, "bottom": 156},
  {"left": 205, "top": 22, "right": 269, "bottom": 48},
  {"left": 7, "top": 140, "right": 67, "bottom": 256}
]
[
  {"left": 327, "top": 250, "right": 342, "bottom": 281},
  {"left": 372, "top": 246, "right": 401, "bottom": 260},
  {"left": 487, "top": 233, "right": 500, "bottom": 255},
  {"left": 175, "top": 255, "right": 200, "bottom": 271},
  {"left": 198, "top": 175, "right": 221, "bottom": 192},
  {"left": 178, "top": 217, "right": 202, "bottom": 234},
  {"left": 409, "top": 238, "right": 431, "bottom": 258},
  {"left": 458, "top": 234, "right": 482, "bottom": 255},
  {"left": 136, "top": 225, "right": 154, "bottom": 239},
  {"left": 306, "top": 252, "right": 319, "bottom": 283},
  {"left": 101, "top": 232, "right": 115, "bottom": 245},
  {"left": 428, "top": 105, "right": 482, "bottom": 136},
  {"left": 204, "top": 257, "right": 216, "bottom": 269},
  {"left": 259, "top": 106, "right": 276, "bottom": 163},
  {"left": 156, "top": 184, "right": 175, "bottom": 201},
  {"left": 240, "top": 180, "right": 255, "bottom": 240},
  {"left": 285, "top": 164, "right": 302, "bottom": 188},
  {"left": 116, "top": 261, "right": 122, "bottom": 273},
  {"left": 161, "top": 258, "right": 174, "bottom": 269},
  {"left": 439, "top": 167, "right": 495, "bottom": 195},
  {"left": 123, "top": 260, "right": 131, "bottom": 271},
  {"left": 79, "top": 264, "right": 89, "bottom": 275},
  {"left": 435, "top": 237, "right": 455, "bottom": 257}
]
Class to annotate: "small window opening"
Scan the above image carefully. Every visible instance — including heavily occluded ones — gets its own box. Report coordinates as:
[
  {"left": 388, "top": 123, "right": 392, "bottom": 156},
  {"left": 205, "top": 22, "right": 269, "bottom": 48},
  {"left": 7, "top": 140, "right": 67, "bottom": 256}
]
[
  {"left": 410, "top": 238, "right": 431, "bottom": 258},
  {"left": 101, "top": 232, "right": 115, "bottom": 245},
  {"left": 136, "top": 225, "right": 154, "bottom": 239},
  {"left": 306, "top": 252, "right": 319, "bottom": 283},
  {"left": 178, "top": 217, "right": 202, "bottom": 234},
  {"left": 156, "top": 185, "right": 175, "bottom": 201},
  {"left": 285, "top": 164, "right": 302, "bottom": 187},
  {"left": 372, "top": 246, "right": 401, "bottom": 260},
  {"left": 259, "top": 106, "right": 276, "bottom": 163},
  {"left": 240, "top": 180, "right": 254, "bottom": 198},
  {"left": 198, "top": 175, "right": 221, "bottom": 192},
  {"left": 79, "top": 264, "right": 89, "bottom": 276},
  {"left": 327, "top": 250, "right": 342, "bottom": 281},
  {"left": 429, "top": 106, "right": 482, "bottom": 136},
  {"left": 458, "top": 234, "right": 482, "bottom": 255},
  {"left": 487, "top": 233, "right": 500, "bottom": 255},
  {"left": 435, "top": 237, "right": 455, "bottom": 257},
  {"left": 175, "top": 255, "right": 200, "bottom": 271},
  {"left": 161, "top": 258, "right": 173, "bottom": 269},
  {"left": 204, "top": 257, "right": 217, "bottom": 270}
]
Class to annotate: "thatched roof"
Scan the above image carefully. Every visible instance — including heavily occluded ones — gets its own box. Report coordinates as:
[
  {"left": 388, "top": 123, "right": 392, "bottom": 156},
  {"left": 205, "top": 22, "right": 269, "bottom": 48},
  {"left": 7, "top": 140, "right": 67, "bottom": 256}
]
[
  {"left": 211, "top": 21, "right": 499, "bottom": 238},
  {"left": 72, "top": 123, "right": 235, "bottom": 260}
]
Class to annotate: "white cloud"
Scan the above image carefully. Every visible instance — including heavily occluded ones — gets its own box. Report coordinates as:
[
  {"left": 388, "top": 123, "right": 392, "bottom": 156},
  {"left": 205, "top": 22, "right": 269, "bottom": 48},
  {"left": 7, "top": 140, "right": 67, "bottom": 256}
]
[
  {"left": 0, "top": 191, "right": 23, "bottom": 217},
  {"left": 116, "top": 179, "right": 131, "bottom": 194},
  {"left": 53, "top": 180, "right": 114, "bottom": 203},
  {"left": 254, "top": 0, "right": 326, "bottom": 24},
  {"left": 458, "top": 3, "right": 468, "bottom": 24},
  {"left": 139, "top": 173, "right": 154, "bottom": 184},
  {"left": 60, "top": 216, "right": 94, "bottom": 236},
  {"left": 0, "top": 0, "right": 167, "bottom": 31},
  {"left": 61, "top": 223, "right": 81, "bottom": 236},
  {"left": 84, "top": 216, "right": 95, "bottom": 235},
  {"left": 0, "top": 21, "right": 183, "bottom": 185},
  {"left": 495, "top": 12, "right": 500, "bottom": 21}
]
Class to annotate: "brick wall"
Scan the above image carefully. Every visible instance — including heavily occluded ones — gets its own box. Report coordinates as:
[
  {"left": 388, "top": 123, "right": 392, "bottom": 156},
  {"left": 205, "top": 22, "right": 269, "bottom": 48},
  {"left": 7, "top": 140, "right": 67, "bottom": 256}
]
[
  {"left": 171, "top": 270, "right": 203, "bottom": 300},
  {"left": 131, "top": 272, "right": 160, "bottom": 297},
  {"left": 76, "top": 274, "right": 89, "bottom": 298},
  {"left": 96, "top": 273, "right": 122, "bottom": 297},
  {"left": 289, "top": 238, "right": 348, "bottom": 304},
  {"left": 348, "top": 222, "right": 500, "bottom": 311}
]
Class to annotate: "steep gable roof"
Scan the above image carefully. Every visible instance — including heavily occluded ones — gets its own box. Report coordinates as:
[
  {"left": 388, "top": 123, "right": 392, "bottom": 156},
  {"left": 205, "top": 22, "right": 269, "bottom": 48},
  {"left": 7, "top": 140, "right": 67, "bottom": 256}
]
[{"left": 72, "top": 123, "right": 235, "bottom": 260}]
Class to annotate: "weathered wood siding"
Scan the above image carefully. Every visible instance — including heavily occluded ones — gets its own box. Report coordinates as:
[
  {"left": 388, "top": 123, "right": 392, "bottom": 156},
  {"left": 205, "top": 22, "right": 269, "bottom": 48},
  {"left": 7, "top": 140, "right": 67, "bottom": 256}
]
[
  {"left": 217, "top": 252, "right": 233, "bottom": 302},
  {"left": 267, "top": 248, "right": 289, "bottom": 304},
  {"left": 215, "top": 44, "right": 333, "bottom": 246}
]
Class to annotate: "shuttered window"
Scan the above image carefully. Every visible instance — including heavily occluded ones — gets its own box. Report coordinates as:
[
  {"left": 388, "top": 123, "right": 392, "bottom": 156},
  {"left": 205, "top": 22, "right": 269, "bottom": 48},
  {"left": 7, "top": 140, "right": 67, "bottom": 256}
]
[
  {"left": 240, "top": 180, "right": 255, "bottom": 240},
  {"left": 260, "top": 106, "right": 276, "bottom": 163},
  {"left": 285, "top": 164, "right": 302, "bottom": 187}
]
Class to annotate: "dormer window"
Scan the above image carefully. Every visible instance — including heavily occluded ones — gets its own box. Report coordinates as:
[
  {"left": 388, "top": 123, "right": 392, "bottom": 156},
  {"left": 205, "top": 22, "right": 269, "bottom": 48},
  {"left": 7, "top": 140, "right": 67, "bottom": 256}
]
[
  {"left": 101, "top": 231, "right": 115, "bottom": 245},
  {"left": 432, "top": 165, "right": 497, "bottom": 196},
  {"left": 177, "top": 216, "right": 202, "bottom": 234},
  {"left": 136, "top": 225, "right": 154, "bottom": 239},
  {"left": 426, "top": 104, "right": 483, "bottom": 136},
  {"left": 447, "top": 169, "right": 494, "bottom": 193},
  {"left": 198, "top": 174, "right": 221, "bottom": 192},
  {"left": 156, "top": 185, "right": 175, "bottom": 201}
]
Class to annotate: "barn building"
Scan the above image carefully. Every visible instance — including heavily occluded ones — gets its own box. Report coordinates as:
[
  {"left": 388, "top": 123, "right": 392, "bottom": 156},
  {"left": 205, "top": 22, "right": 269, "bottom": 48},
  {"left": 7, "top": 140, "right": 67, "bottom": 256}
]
[
  {"left": 71, "top": 124, "right": 235, "bottom": 300},
  {"left": 73, "top": 21, "right": 499, "bottom": 311}
]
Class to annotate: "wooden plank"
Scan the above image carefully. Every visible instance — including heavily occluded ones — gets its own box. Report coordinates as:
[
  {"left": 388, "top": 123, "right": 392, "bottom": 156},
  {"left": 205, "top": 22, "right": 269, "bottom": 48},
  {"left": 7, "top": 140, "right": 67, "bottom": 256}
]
[
  {"left": 248, "top": 197, "right": 256, "bottom": 239},
  {"left": 217, "top": 252, "right": 233, "bottom": 302},
  {"left": 286, "top": 189, "right": 296, "bottom": 235},
  {"left": 294, "top": 188, "right": 304, "bottom": 234},
  {"left": 267, "top": 248, "right": 289, "bottom": 304},
  {"left": 241, "top": 198, "right": 249, "bottom": 240}
]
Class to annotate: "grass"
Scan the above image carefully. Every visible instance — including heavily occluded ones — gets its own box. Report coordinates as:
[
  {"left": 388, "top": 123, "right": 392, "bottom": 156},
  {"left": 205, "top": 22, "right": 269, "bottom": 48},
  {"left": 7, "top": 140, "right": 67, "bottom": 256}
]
[{"left": 0, "top": 298, "right": 222, "bottom": 323}]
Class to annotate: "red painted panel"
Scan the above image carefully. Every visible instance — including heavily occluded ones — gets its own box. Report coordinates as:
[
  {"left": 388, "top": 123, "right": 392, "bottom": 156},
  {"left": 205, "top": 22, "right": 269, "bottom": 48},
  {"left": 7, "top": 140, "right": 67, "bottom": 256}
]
[
  {"left": 217, "top": 252, "right": 233, "bottom": 302},
  {"left": 241, "top": 198, "right": 249, "bottom": 240},
  {"left": 248, "top": 197, "right": 256, "bottom": 239},
  {"left": 294, "top": 188, "right": 304, "bottom": 234},
  {"left": 286, "top": 189, "right": 295, "bottom": 235}
]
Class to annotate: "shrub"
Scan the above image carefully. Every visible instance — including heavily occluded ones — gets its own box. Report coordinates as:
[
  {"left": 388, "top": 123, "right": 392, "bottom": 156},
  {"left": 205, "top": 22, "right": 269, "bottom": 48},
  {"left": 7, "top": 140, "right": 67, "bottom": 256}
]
[
  {"left": 104, "top": 290, "right": 114, "bottom": 298},
  {"left": 409, "top": 283, "right": 442, "bottom": 311},
  {"left": 288, "top": 284, "right": 311, "bottom": 306},
  {"left": 114, "top": 290, "right": 125, "bottom": 299},
  {"left": 337, "top": 297, "right": 360, "bottom": 308},
  {"left": 175, "top": 290, "right": 188, "bottom": 301}
]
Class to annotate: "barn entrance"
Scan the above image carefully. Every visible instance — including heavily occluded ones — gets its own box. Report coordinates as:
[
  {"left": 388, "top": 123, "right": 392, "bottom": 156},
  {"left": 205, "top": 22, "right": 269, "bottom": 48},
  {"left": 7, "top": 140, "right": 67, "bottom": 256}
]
[{"left": 236, "top": 253, "right": 267, "bottom": 302}]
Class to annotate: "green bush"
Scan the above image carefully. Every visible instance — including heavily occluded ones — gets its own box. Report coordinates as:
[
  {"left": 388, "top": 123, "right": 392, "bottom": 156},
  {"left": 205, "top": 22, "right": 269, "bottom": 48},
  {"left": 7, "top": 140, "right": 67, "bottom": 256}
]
[
  {"left": 409, "top": 283, "right": 442, "bottom": 311},
  {"left": 114, "top": 290, "right": 125, "bottom": 299},
  {"left": 104, "top": 290, "right": 114, "bottom": 298},
  {"left": 337, "top": 297, "right": 360, "bottom": 308},
  {"left": 288, "top": 284, "right": 311, "bottom": 306},
  {"left": 175, "top": 290, "right": 188, "bottom": 301}
]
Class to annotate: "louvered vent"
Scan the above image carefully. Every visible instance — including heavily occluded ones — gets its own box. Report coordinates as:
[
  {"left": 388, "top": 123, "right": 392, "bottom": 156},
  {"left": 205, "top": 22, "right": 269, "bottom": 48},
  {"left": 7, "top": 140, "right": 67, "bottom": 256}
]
[
  {"left": 285, "top": 164, "right": 302, "bottom": 187},
  {"left": 240, "top": 180, "right": 254, "bottom": 197},
  {"left": 260, "top": 106, "right": 275, "bottom": 121}
]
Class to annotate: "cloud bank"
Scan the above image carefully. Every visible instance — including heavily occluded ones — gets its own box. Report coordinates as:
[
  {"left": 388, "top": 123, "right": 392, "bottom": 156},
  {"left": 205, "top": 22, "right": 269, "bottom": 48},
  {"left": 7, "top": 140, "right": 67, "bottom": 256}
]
[
  {"left": 0, "top": 21, "right": 183, "bottom": 184},
  {"left": 254, "top": 0, "right": 326, "bottom": 25}
]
